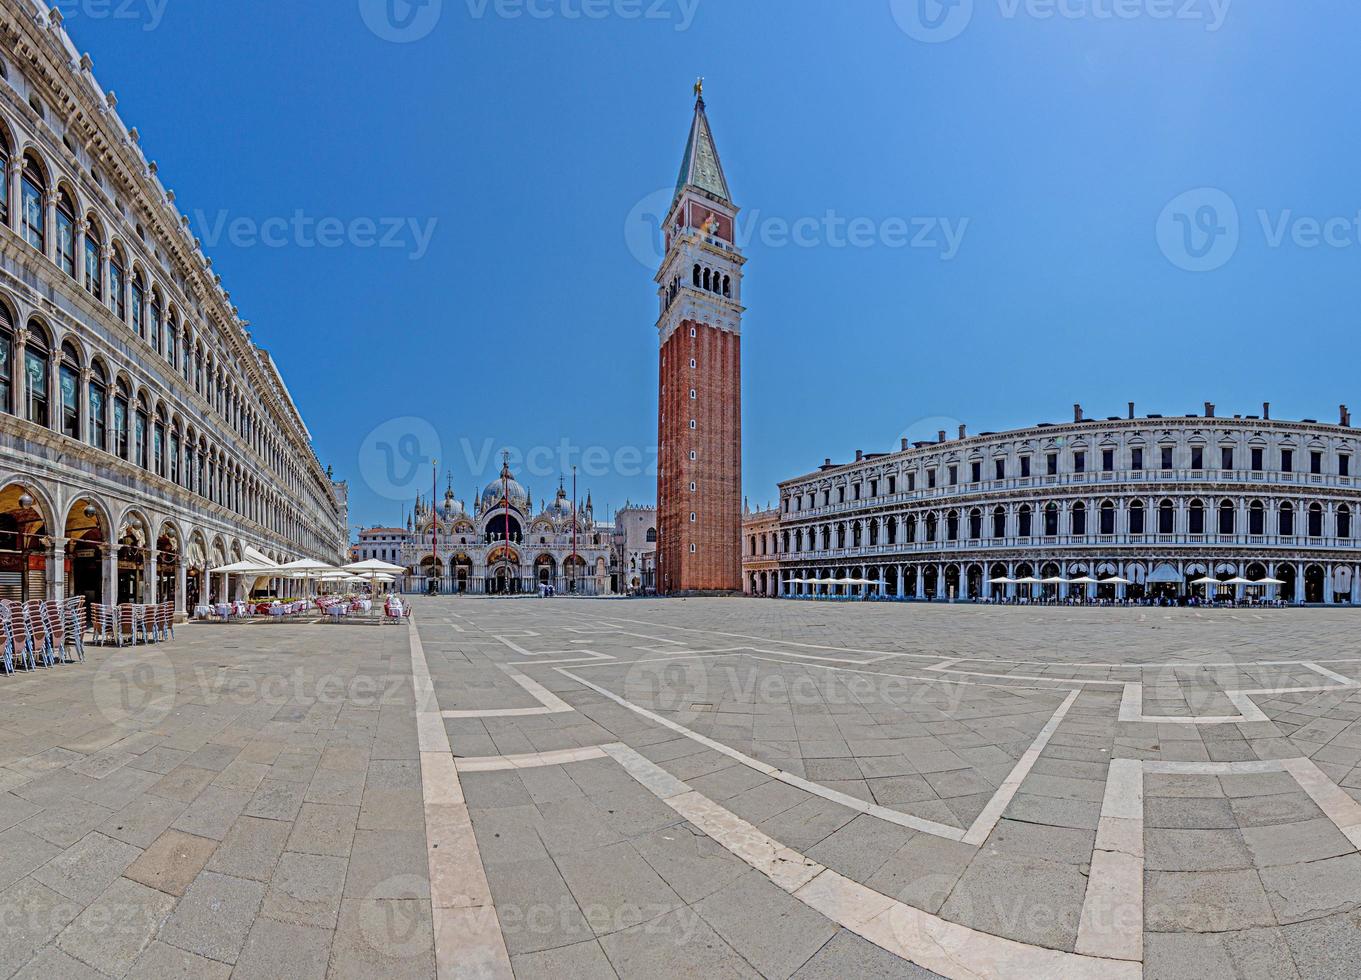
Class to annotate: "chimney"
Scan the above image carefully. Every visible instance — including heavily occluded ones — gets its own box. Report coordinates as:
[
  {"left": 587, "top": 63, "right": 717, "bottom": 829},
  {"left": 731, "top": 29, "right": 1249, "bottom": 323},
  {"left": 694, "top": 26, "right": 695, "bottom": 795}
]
[
  {"left": 1342, "top": 405, "right": 1351, "bottom": 427},
  {"left": 1204, "top": 401, "right": 1215, "bottom": 418},
  {"left": 1128, "top": 401, "right": 1135, "bottom": 420},
  {"left": 855, "top": 449, "right": 863, "bottom": 462},
  {"left": 1263, "top": 402, "right": 1271, "bottom": 420},
  {"left": 901, "top": 438, "right": 909, "bottom": 451},
  {"left": 824, "top": 458, "right": 831, "bottom": 467},
  {"left": 958, "top": 424, "right": 967, "bottom": 440},
  {"left": 1074, "top": 403, "right": 1084, "bottom": 423},
  {"left": 937, "top": 430, "right": 946, "bottom": 444}
]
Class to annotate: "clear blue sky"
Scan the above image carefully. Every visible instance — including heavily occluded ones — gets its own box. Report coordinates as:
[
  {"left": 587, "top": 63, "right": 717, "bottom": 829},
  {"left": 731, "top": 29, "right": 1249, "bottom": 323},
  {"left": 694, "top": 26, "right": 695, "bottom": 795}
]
[{"left": 67, "top": 0, "right": 1359, "bottom": 529}]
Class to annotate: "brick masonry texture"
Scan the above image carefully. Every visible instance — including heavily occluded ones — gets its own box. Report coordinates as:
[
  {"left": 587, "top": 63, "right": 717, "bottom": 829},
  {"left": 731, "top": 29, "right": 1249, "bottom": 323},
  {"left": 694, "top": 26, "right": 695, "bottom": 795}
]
[{"left": 657, "top": 320, "right": 742, "bottom": 592}]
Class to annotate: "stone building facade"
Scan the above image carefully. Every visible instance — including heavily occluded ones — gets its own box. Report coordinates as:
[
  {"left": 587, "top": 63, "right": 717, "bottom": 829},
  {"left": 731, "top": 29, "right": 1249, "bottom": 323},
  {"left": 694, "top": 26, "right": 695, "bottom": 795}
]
[
  {"left": 0, "top": 1, "right": 347, "bottom": 614},
  {"left": 655, "top": 87, "right": 743, "bottom": 594},
  {"left": 613, "top": 503, "right": 657, "bottom": 593},
  {"left": 746, "top": 403, "right": 1361, "bottom": 604}
]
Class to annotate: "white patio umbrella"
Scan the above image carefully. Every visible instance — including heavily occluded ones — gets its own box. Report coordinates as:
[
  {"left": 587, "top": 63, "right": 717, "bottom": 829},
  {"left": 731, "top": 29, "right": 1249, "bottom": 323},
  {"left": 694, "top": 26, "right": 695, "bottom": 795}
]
[
  {"left": 989, "top": 576, "right": 1015, "bottom": 584},
  {"left": 1041, "top": 576, "right": 1070, "bottom": 585},
  {"left": 1225, "top": 577, "right": 1255, "bottom": 586},
  {"left": 1253, "top": 577, "right": 1286, "bottom": 585},
  {"left": 1100, "top": 576, "right": 1132, "bottom": 585},
  {"left": 279, "top": 559, "right": 335, "bottom": 600},
  {"left": 1069, "top": 576, "right": 1100, "bottom": 584},
  {"left": 344, "top": 559, "right": 408, "bottom": 615}
]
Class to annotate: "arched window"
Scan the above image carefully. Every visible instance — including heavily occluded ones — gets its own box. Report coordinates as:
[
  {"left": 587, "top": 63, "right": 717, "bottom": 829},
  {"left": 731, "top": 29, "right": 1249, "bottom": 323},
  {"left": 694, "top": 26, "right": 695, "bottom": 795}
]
[
  {"left": 703, "top": 268, "right": 711, "bottom": 290},
  {"left": 722, "top": 275, "right": 731, "bottom": 297},
  {"left": 992, "top": 505, "right": 1005, "bottom": 538},
  {"left": 905, "top": 514, "right": 917, "bottom": 543},
  {"left": 946, "top": 510, "right": 959, "bottom": 541},
  {"left": 1100, "top": 500, "right": 1115, "bottom": 535},
  {"left": 55, "top": 188, "right": 76, "bottom": 278},
  {"left": 1218, "top": 500, "right": 1235, "bottom": 535},
  {"left": 109, "top": 246, "right": 126, "bottom": 321},
  {"left": 1018, "top": 504, "right": 1033, "bottom": 538},
  {"left": 1279, "top": 502, "right": 1294, "bottom": 536},
  {"left": 20, "top": 155, "right": 45, "bottom": 251},
  {"left": 1249, "top": 500, "right": 1265, "bottom": 535},
  {"left": 1071, "top": 502, "right": 1087, "bottom": 536},
  {"left": 1339, "top": 505, "right": 1352, "bottom": 539},
  {"left": 113, "top": 378, "right": 130, "bottom": 459},
  {"left": 23, "top": 322, "right": 50, "bottom": 426},
  {"left": 1043, "top": 502, "right": 1059, "bottom": 537},
  {"left": 59, "top": 341, "right": 79, "bottom": 440},
  {"left": 1158, "top": 499, "right": 1175, "bottom": 534},
  {"left": 130, "top": 272, "right": 145, "bottom": 340},
  {"left": 692, "top": 264, "right": 700, "bottom": 287},
  {"left": 1188, "top": 499, "right": 1205, "bottom": 535},
  {"left": 969, "top": 508, "right": 982, "bottom": 539},
  {"left": 0, "top": 303, "right": 12, "bottom": 414},
  {"left": 1130, "top": 499, "right": 1146, "bottom": 534},
  {"left": 925, "top": 512, "right": 938, "bottom": 541},
  {"left": 1308, "top": 503, "right": 1323, "bottom": 538},
  {"left": 88, "top": 360, "right": 106, "bottom": 451},
  {"left": 84, "top": 215, "right": 103, "bottom": 300},
  {"left": 645, "top": 527, "right": 656, "bottom": 543}
]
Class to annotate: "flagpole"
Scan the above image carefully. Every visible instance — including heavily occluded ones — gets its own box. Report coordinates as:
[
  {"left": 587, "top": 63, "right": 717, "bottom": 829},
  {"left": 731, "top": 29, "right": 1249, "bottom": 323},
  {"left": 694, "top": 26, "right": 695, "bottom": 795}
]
[
  {"left": 571, "top": 465, "right": 578, "bottom": 594},
  {"left": 431, "top": 459, "right": 438, "bottom": 595}
]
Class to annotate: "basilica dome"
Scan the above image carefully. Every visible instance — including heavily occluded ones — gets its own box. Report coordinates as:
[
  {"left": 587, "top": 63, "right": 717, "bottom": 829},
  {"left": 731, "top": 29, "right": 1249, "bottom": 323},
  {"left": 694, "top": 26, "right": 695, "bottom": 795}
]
[{"left": 481, "top": 461, "right": 529, "bottom": 512}]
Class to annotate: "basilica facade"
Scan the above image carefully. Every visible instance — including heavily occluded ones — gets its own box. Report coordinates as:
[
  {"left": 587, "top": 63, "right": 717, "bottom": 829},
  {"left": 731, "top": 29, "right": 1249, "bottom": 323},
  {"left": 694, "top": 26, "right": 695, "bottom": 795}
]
[{"left": 400, "top": 460, "right": 614, "bottom": 595}]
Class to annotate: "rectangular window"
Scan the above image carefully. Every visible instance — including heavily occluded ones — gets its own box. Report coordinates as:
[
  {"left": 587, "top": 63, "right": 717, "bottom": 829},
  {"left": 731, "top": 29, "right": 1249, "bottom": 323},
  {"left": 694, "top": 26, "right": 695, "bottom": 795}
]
[
  {"left": 1131, "top": 448, "right": 1143, "bottom": 470},
  {"left": 1342, "top": 455, "right": 1351, "bottom": 477},
  {"left": 1102, "top": 449, "right": 1114, "bottom": 472},
  {"left": 114, "top": 397, "right": 128, "bottom": 458},
  {"left": 21, "top": 177, "right": 43, "bottom": 251},
  {"left": 971, "top": 461, "right": 981, "bottom": 483},
  {"left": 1311, "top": 451, "right": 1323, "bottom": 475},
  {"left": 24, "top": 349, "right": 47, "bottom": 426},
  {"left": 1251, "top": 447, "right": 1263, "bottom": 471},
  {"left": 1047, "top": 453, "right": 1058, "bottom": 475},
  {"left": 887, "top": 476, "right": 895, "bottom": 494},
  {"left": 869, "top": 479, "right": 878, "bottom": 497},
  {"left": 1161, "top": 446, "right": 1174, "bottom": 470},
  {"left": 1221, "top": 447, "right": 1234, "bottom": 470},
  {"left": 56, "top": 210, "right": 75, "bottom": 278},
  {"left": 84, "top": 238, "right": 102, "bottom": 300},
  {"left": 995, "top": 458, "right": 1005, "bottom": 480},
  {"left": 1191, "top": 447, "right": 1203, "bottom": 470},
  {"left": 88, "top": 383, "right": 105, "bottom": 450},
  {"left": 852, "top": 483, "right": 861, "bottom": 500},
  {"left": 948, "top": 465, "right": 958, "bottom": 486},
  {"left": 927, "top": 468, "right": 936, "bottom": 489},
  {"left": 1020, "top": 456, "right": 1031, "bottom": 478},
  {"left": 906, "top": 473, "right": 915, "bottom": 492},
  {"left": 59, "top": 365, "right": 78, "bottom": 440},
  {"left": 1073, "top": 451, "right": 1086, "bottom": 473},
  {"left": 110, "top": 263, "right": 125, "bottom": 320},
  {"left": 134, "top": 412, "right": 147, "bottom": 468},
  {"left": 1281, "top": 449, "right": 1293, "bottom": 473}
]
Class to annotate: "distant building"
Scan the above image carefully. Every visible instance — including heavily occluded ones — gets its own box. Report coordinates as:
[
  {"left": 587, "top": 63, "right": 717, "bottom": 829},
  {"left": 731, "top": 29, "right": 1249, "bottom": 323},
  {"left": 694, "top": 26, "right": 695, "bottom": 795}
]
[
  {"left": 613, "top": 504, "right": 657, "bottom": 593},
  {"left": 354, "top": 526, "right": 409, "bottom": 565},
  {"left": 741, "top": 503, "right": 780, "bottom": 597}
]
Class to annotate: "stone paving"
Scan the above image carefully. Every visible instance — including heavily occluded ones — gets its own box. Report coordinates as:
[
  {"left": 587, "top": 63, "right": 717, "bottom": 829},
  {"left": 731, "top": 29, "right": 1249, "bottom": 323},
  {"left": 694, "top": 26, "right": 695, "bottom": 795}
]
[{"left": 5, "top": 599, "right": 1361, "bottom": 977}]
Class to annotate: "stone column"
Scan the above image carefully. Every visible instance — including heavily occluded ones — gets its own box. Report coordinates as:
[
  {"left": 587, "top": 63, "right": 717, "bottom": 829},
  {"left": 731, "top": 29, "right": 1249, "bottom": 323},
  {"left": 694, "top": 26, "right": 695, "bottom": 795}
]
[
  {"left": 175, "top": 562, "right": 188, "bottom": 620},
  {"left": 6, "top": 159, "right": 19, "bottom": 237},
  {"left": 74, "top": 219, "right": 88, "bottom": 292},
  {"left": 1325, "top": 564, "right": 1335, "bottom": 604},
  {"left": 44, "top": 192, "right": 56, "bottom": 264},
  {"left": 915, "top": 565, "right": 926, "bottom": 600},
  {"left": 104, "top": 544, "right": 118, "bottom": 607},
  {"left": 1295, "top": 562, "right": 1305, "bottom": 604},
  {"left": 145, "top": 551, "right": 158, "bottom": 604},
  {"left": 48, "top": 536, "right": 65, "bottom": 602}
]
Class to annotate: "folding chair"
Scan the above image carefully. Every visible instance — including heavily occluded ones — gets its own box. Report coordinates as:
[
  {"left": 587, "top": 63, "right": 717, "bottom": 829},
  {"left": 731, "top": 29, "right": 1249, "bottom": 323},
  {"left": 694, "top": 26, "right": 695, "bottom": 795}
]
[
  {"left": 41, "top": 601, "right": 69, "bottom": 665},
  {"left": 0, "top": 603, "right": 15, "bottom": 674},
  {"left": 162, "top": 602, "right": 175, "bottom": 640},
  {"left": 23, "top": 600, "right": 52, "bottom": 667},
  {"left": 118, "top": 604, "right": 137, "bottom": 646},
  {"left": 64, "top": 596, "right": 86, "bottom": 661}
]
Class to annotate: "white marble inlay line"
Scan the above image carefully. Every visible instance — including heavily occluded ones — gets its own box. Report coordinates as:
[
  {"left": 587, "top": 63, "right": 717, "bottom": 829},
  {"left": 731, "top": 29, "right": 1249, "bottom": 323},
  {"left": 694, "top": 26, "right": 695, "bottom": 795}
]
[
  {"left": 442, "top": 664, "right": 574, "bottom": 718},
  {"left": 406, "top": 620, "right": 511, "bottom": 979}
]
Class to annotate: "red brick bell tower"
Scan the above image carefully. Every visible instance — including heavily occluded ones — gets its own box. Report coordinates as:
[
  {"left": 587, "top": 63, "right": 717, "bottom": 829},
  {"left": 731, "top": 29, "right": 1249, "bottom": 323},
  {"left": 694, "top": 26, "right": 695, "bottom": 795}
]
[{"left": 656, "top": 80, "right": 744, "bottom": 594}]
